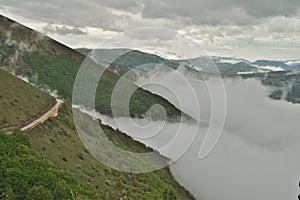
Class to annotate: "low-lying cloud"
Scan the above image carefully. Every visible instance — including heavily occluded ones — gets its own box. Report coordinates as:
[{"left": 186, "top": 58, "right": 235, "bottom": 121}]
[
  {"left": 76, "top": 64, "right": 300, "bottom": 199},
  {"left": 43, "top": 24, "right": 87, "bottom": 35}
]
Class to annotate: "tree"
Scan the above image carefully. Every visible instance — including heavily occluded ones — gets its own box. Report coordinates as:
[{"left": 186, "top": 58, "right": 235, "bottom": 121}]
[
  {"left": 2, "top": 116, "right": 7, "bottom": 123},
  {"left": 26, "top": 186, "right": 54, "bottom": 200},
  {"left": 163, "top": 188, "right": 177, "bottom": 200}
]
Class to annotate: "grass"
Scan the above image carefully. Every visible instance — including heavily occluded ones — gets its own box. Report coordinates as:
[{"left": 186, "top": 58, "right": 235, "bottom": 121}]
[
  {"left": 0, "top": 69, "right": 55, "bottom": 127},
  {"left": 0, "top": 130, "right": 101, "bottom": 199}
]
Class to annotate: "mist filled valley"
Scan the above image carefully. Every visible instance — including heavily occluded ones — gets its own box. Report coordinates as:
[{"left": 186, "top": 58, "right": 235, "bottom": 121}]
[{"left": 76, "top": 62, "right": 300, "bottom": 200}]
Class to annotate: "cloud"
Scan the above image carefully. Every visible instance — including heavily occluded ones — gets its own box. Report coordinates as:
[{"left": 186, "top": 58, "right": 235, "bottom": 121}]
[
  {"left": 73, "top": 62, "right": 300, "bottom": 199},
  {"left": 0, "top": 0, "right": 138, "bottom": 30},
  {"left": 0, "top": 0, "right": 300, "bottom": 60},
  {"left": 131, "top": 68, "right": 300, "bottom": 200},
  {"left": 2, "top": 0, "right": 300, "bottom": 28},
  {"left": 142, "top": 0, "right": 300, "bottom": 25},
  {"left": 43, "top": 24, "right": 87, "bottom": 35}
]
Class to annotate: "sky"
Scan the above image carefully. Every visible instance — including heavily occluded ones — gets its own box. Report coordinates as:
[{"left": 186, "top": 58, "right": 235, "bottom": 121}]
[{"left": 0, "top": 0, "right": 300, "bottom": 61}]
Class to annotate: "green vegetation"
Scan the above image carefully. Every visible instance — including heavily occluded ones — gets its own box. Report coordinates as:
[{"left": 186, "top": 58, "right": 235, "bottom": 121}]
[
  {"left": 76, "top": 48, "right": 179, "bottom": 70},
  {"left": 216, "top": 62, "right": 259, "bottom": 75},
  {"left": 0, "top": 32, "right": 183, "bottom": 120},
  {"left": 21, "top": 51, "right": 182, "bottom": 119},
  {"left": 21, "top": 51, "right": 80, "bottom": 99},
  {"left": 241, "top": 71, "right": 300, "bottom": 104},
  {"left": 0, "top": 130, "right": 101, "bottom": 199},
  {"left": 0, "top": 69, "right": 54, "bottom": 127},
  {"left": 106, "top": 50, "right": 179, "bottom": 69},
  {"left": 29, "top": 102, "right": 194, "bottom": 199},
  {"left": 163, "top": 188, "right": 177, "bottom": 200}
]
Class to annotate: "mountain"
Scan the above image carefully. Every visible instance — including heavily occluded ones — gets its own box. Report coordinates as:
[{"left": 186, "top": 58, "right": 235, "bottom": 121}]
[
  {"left": 186, "top": 56, "right": 300, "bottom": 73},
  {"left": 0, "top": 15, "right": 183, "bottom": 120},
  {"left": 211, "top": 56, "right": 251, "bottom": 65},
  {"left": 253, "top": 60, "right": 289, "bottom": 71},
  {"left": 290, "top": 64, "right": 300, "bottom": 71},
  {"left": 185, "top": 56, "right": 266, "bottom": 75},
  {"left": 77, "top": 48, "right": 300, "bottom": 76},
  {"left": 216, "top": 62, "right": 266, "bottom": 75},
  {"left": 140, "top": 48, "right": 184, "bottom": 60},
  {"left": 77, "top": 48, "right": 263, "bottom": 75},
  {"left": 0, "top": 15, "right": 194, "bottom": 199},
  {"left": 283, "top": 59, "right": 300, "bottom": 66},
  {"left": 82, "top": 47, "right": 300, "bottom": 104},
  {"left": 283, "top": 60, "right": 300, "bottom": 70},
  {"left": 79, "top": 47, "right": 300, "bottom": 105},
  {"left": 77, "top": 48, "right": 180, "bottom": 69}
]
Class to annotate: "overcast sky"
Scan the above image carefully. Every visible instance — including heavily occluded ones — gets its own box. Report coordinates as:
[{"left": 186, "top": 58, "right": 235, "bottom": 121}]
[{"left": 0, "top": 0, "right": 300, "bottom": 61}]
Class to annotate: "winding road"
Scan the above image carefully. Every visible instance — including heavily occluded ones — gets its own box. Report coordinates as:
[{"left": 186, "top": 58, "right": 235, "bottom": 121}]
[{"left": 20, "top": 99, "right": 64, "bottom": 131}]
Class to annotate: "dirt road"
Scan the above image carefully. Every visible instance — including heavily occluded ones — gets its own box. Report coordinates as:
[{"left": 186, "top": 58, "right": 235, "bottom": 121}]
[{"left": 20, "top": 99, "right": 64, "bottom": 131}]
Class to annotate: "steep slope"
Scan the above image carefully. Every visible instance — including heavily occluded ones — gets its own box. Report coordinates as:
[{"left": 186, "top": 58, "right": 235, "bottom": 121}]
[
  {"left": 29, "top": 102, "right": 194, "bottom": 199},
  {"left": 0, "top": 68, "right": 101, "bottom": 199},
  {"left": 0, "top": 69, "right": 55, "bottom": 129},
  {"left": 0, "top": 130, "right": 101, "bottom": 199},
  {"left": 0, "top": 15, "right": 182, "bottom": 120}
]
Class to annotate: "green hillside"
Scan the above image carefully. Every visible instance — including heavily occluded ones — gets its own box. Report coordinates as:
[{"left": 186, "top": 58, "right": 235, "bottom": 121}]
[
  {"left": 216, "top": 62, "right": 260, "bottom": 75},
  {"left": 0, "top": 69, "right": 101, "bottom": 199},
  {"left": 240, "top": 71, "right": 300, "bottom": 103},
  {"left": 0, "top": 130, "right": 101, "bottom": 199},
  {"left": 29, "top": 102, "right": 194, "bottom": 199},
  {"left": 0, "top": 69, "right": 55, "bottom": 128}
]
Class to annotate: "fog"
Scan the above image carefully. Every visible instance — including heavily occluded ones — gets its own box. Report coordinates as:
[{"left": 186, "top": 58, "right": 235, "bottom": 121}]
[
  {"left": 8, "top": 70, "right": 59, "bottom": 98},
  {"left": 76, "top": 65, "right": 300, "bottom": 200}
]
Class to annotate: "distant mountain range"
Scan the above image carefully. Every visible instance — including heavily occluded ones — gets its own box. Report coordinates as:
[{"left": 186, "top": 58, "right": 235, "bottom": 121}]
[
  {"left": 77, "top": 48, "right": 300, "bottom": 105},
  {"left": 77, "top": 48, "right": 300, "bottom": 75}
]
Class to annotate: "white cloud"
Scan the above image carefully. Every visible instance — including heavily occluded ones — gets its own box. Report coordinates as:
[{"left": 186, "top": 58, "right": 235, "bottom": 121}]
[{"left": 0, "top": 0, "right": 299, "bottom": 60}]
